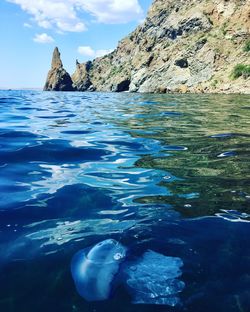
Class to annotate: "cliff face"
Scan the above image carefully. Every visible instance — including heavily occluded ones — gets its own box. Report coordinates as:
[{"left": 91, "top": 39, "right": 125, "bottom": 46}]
[
  {"left": 44, "top": 47, "right": 74, "bottom": 91},
  {"left": 71, "top": 60, "right": 92, "bottom": 91},
  {"left": 45, "top": 0, "right": 250, "bottom": 93}
]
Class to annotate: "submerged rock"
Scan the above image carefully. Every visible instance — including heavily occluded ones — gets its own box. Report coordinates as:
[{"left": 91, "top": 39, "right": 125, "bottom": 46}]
[{"left": 44, "top": 47, "right": 74, "bottom": 91}]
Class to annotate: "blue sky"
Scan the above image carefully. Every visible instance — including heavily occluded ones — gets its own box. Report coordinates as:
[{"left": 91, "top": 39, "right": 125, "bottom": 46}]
[{"left": 0, "top": 0, "right": 152, "bottom": 89}]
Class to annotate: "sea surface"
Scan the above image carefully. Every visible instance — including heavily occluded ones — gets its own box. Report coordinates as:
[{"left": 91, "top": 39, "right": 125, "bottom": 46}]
[{"left": 0, "top": 90, "right": 249, "bottom": 312}]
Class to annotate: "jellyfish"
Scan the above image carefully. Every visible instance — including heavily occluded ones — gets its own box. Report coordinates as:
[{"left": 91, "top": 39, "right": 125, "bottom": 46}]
[
  {"left": 71, "top": 239, "right": 127, "bottom": 301},
  {"left": 71, "top": 239, "right": 184, "bottom": 306}
]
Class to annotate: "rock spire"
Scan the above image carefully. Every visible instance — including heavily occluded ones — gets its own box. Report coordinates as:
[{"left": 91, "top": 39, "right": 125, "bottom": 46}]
[{"left": 44, "top": 47, "right": 74, "bottom": 91}]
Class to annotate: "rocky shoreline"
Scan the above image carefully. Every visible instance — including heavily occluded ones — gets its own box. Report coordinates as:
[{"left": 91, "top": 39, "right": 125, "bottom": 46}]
[{"left": 44, "top": 0, "right": 250, "bottom": 94}]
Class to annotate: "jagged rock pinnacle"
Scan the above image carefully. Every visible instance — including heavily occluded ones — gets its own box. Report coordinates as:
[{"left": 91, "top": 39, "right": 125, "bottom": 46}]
[
  {"left": 51, "top": 47, "right": 63, "bottom": 69},
  {"left": 44, "top": 47, "right": 74, "bottom": 91}
]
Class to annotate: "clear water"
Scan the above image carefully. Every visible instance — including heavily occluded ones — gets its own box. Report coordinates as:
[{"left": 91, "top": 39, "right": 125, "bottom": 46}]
[{"left": 0, "top": 90, "right": 249, "bottom": 312}]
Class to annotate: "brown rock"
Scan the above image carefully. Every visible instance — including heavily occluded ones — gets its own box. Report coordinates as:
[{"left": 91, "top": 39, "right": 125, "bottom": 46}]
[
  {"left": 71, "top": 60, "right": 92, "bottom": 91},
  {"left": 51, "top": 47, "right": 63, "bottom": 69},
  {"left": 44, "top": 47, "right": 74, "bottom": 91},
  {"left": 44, "top": 1, "right": 250, "bottom": 94},
  {"left": 179, "top": 85, "right": 188, "bottom": 93}
]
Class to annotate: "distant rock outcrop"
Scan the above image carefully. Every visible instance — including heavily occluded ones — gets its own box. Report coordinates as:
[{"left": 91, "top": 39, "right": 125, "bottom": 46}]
[
  {"left": 44, "top": 0, "right": 250, "bottom": 94},
  {"left": 44, "top": 47, "right": 74, "bottom": 91},
  {"left": 71, "top": 60, "right": 93, "bottom": 91}
]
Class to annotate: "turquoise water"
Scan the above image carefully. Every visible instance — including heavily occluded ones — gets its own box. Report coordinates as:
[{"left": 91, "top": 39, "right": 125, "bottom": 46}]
[{"left": 0, "top": 90, "right": 249, "bottom": 311}]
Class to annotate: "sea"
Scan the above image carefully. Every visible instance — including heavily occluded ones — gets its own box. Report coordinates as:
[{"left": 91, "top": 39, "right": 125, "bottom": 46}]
[{"left": 0, "top": 90, "right": 249, "bottom": 312}]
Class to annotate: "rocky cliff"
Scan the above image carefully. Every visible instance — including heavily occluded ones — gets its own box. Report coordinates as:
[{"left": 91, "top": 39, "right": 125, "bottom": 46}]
[
  {"left": 44, "top": 0, "right": 250, "bottom": 93},
  {"left": 44, "top": 47, "right": 74, "bottom": 91}
]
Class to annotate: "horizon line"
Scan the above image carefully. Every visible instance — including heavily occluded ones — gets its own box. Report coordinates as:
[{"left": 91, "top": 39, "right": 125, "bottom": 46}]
[{"left": 0, "top": 87, "right": 43, "bottom": 90}]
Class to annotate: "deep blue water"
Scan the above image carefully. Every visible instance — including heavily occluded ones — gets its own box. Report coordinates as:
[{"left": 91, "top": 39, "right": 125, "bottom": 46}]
[{"left": 0, "top": 90, "right": 249, "bottom": 312}]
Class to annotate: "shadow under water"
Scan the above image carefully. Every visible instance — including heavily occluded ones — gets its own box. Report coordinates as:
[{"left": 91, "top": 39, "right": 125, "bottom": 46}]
[{"left": 0, "top": 91, "right": 249, "bottom": 312}]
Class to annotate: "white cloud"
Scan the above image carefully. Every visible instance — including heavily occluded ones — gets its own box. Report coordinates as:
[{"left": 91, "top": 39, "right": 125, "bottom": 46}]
[
  {"left": 23, "top": 22, "right": 32, "bottom": 28},
  {"left": 33, "top": 33, "right": 54, "bottom": 44},
  {"left": 7, "top": 0, "right": 143, "bottom": 32},
  {"left": 77, "top": 46, "right": 113, "bottom": 58},
  {"left": 95, "top": 49, "right": 114, "bottom": 57},
  {"left": 8, "top": 0, "right": 86, "bottom": 32},
  {"left": 77, "top": 46, "right": 95, "bottom": 57},
  {"left": 75, "top": 0, "right": 143, "bottom": 24}
]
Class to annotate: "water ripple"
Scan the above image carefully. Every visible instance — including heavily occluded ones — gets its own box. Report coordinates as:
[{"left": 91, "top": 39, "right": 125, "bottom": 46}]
[{"left": 0, "top": 90, "right": 250, "bottom": 312}]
